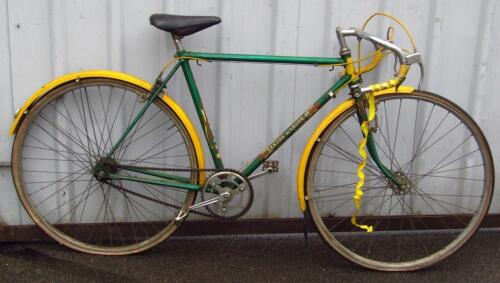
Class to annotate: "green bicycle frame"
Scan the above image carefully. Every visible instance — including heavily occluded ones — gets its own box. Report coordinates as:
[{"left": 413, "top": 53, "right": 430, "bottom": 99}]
[{"left": 100, "top": 50, "right": 397, "bottom": 191}]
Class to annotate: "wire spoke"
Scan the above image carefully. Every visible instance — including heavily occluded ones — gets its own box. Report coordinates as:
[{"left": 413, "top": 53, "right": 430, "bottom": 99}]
[{"left": 309, "top": 94, "right": 491, "bottom": 266}]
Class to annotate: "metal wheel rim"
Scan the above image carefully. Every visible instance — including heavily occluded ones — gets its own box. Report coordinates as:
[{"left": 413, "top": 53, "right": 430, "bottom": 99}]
[
  {"left": 306, "top": 91, "right": 494, "bottom": 271},
  {"left": 12, "top": 78, "right": 198, "bottom": 255}
]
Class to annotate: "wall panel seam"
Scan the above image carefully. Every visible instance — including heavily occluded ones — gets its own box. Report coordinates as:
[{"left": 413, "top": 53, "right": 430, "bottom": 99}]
[{"left": 5, "top": 0, "right": 15, "bottom": 114}]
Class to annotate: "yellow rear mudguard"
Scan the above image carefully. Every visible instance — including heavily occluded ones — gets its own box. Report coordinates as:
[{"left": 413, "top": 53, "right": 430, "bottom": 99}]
[
  {"left": 296, "top": 86, "right": 415, "bottom": 211},
  {"left": 9, "top": 70, "right": 205, "bottom": 182}
]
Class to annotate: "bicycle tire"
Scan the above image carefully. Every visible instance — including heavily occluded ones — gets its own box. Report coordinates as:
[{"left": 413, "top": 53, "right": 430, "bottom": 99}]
[
  {"left": 12, "top": 78, "right": 199, "bottom": 255},
  {"left": 305, "top": 91, "right": 494, "bottom": 271}
]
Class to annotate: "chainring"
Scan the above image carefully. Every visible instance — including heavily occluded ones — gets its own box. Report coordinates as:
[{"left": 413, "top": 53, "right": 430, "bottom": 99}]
[
  {"left": 200, "top": 170, "right": 254, "bottom": 219},
  {"left": 113, "top": 164, "right": 254, "bottom": 219}
]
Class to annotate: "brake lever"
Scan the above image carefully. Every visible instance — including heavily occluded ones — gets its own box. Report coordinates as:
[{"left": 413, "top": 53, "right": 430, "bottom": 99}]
[
  {"left": 404, "top": 52, "right": 424, "bottom": 90},
  {"left": 417, "top": 62, "right": 425, "bottom": 90},
  {"left": 393, "top": 53, "right": 399, "bottom": 75}
]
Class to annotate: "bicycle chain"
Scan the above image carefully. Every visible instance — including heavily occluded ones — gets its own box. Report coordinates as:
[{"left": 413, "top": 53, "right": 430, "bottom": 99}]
[{"left": 103, "top": 165, "right": 239, "bottom": 219}]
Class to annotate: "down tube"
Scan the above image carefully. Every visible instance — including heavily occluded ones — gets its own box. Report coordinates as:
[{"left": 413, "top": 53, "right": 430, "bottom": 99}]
[{"left": 241, "top": 75, "right": 352, "bottom": 177}]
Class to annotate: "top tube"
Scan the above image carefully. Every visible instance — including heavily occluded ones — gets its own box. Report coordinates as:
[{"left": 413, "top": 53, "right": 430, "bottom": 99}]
[{"left": 177, "top": 51, "right": 345, "bottom": 65}]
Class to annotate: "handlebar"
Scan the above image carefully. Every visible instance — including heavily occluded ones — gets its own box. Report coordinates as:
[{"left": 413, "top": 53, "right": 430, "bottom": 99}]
[
  {"left": 341, "top": 29, "right": 409, "bottom": 65},
  {"left": 337, "top": 28, "right": 422, "bottom": 93}
]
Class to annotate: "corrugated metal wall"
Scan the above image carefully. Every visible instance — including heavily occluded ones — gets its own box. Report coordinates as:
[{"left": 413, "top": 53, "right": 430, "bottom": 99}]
[{"left": 1, "top": 0, "right": 499, "bottom": 225}]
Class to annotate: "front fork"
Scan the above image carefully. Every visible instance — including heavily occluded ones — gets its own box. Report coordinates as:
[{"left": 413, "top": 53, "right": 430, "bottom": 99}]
[{"left": 350, "top": 81, "right": 402, "bottom": 188}]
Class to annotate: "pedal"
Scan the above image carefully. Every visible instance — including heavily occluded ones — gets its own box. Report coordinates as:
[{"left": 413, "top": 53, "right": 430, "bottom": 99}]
[
  {"left": 263, "top": 160, "right": 279, "bottom": 173},
  {"left": 175, "top": 209, "right": 188, "bottom": 222}
]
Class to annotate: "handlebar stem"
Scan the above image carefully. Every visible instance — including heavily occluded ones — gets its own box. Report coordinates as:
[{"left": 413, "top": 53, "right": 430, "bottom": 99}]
[{"left": 335, "top": 27, "right": 353, "bottom": 58}]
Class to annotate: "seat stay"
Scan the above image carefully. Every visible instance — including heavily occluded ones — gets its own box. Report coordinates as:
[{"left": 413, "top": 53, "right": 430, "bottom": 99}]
[{"left": 98, "top": 61, "right": 183, "bottom": 166}]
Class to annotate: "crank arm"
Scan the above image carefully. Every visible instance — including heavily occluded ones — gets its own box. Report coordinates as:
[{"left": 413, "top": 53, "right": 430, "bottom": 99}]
[
  {"left": 190, "top": 192, "right": 230, "bottom": 210},
  {"left": 248, "top": 167, "right": 273, "bottom": 180},
  {"left": 175, "top": 192, "right": 231, "bottom": 221}
]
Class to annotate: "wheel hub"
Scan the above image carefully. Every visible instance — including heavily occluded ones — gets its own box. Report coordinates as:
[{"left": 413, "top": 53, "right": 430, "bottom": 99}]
[
  {"left": 93, "top": 157, "right": 119, "bottom": 180},
  {"left": 389, "top": 171, "right": 412, "bottom": 195}
]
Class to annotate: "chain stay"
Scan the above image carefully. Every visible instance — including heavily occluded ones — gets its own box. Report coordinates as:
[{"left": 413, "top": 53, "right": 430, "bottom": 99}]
[{"left": 106, "top": 164, "right": 240, "bottom": 219}]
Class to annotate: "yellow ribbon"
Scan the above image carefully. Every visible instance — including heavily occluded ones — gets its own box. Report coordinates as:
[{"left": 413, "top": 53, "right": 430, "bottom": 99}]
[{"left": 351, "top": 92, "right": 375, "bottom": 233}]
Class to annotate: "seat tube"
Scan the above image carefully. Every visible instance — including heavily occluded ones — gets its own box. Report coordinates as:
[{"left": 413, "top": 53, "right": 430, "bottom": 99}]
[{"left": 180, "top": 59, "right": 224, "bottom": 169}]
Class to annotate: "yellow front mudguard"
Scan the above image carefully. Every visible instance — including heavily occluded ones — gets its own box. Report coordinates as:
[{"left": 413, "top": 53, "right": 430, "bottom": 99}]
[
  {"left": 296, "top": 86, "right": 415, "bottom": 211},
  {"left": 9, "top": 70, "right": 205, "bottom": 182}
]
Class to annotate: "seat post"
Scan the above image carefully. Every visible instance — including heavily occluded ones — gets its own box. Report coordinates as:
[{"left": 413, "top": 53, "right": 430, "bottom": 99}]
[{"left": 171, "top": 34, "right": 185, "bottom": 52}]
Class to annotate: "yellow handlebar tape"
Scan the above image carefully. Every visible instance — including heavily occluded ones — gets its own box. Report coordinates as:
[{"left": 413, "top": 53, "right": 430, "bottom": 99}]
[
  {"left": 369, "top": 65, "right": 410, "bottom": 93},
  {"left": 351, "top": 92, "right": 376, "bottom": 233}
]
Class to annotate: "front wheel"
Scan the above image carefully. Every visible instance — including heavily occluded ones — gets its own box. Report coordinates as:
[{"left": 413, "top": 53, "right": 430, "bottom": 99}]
[{"left": 305, "top": 91, "right": 494, "bottom": 271}]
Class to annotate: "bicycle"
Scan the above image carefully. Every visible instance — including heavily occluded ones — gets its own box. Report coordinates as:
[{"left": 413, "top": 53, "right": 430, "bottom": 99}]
[{"left": 9, "top": 12, "right": 494, "bottom": 271}]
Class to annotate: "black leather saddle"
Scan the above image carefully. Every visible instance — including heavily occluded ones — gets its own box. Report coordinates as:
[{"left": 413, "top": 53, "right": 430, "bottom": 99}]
[{"left": 150, "top": 14, "right": 221, "bottom": 37}]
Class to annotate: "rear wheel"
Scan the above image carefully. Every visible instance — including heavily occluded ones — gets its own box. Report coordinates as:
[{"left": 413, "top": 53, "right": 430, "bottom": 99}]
[
  {"left": 306, "top": 91, "right": 494, "bottom": 271},
  {"left": 12, "top": 78, "right": 199, "bottom": 255}
]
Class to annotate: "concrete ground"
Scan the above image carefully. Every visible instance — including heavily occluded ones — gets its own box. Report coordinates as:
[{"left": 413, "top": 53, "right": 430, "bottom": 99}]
[{"left": 0, "top": 230, "right": 499, "bottom": 282}]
